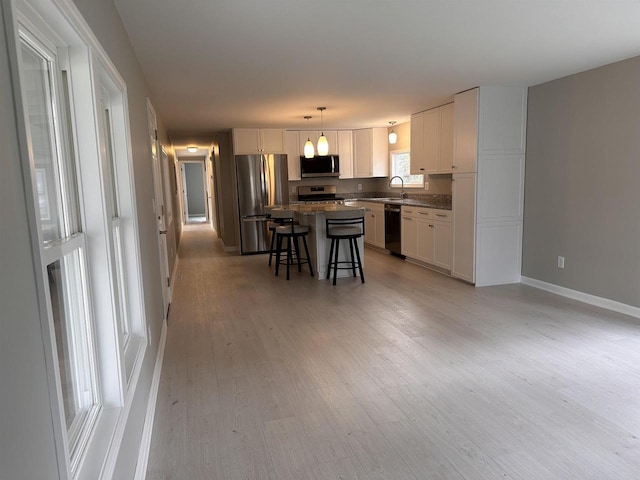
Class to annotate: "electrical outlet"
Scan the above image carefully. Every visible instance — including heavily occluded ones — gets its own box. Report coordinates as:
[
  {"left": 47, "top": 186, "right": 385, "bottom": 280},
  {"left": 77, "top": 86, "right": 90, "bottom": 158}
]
[
  {"left": 357, "top": 184, "right": 362, "bottom": 191},
  {"left": 557, "top": 256, "right": 565, "bottom": 269},
  {"left": 290, "top": 186, "right": 296, "bottom": 194},
  {"left": 424, "top": 182, "right": 430, "bottom": 191}
]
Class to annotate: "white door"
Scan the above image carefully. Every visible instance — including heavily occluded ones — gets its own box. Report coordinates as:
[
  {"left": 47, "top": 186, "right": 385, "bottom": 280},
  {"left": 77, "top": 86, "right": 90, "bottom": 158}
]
[
  {"left": 146, "top": 99, "right": 170, "bottom": 317},
  {"left": 180, "top": 162, "right": 190, "bottom": 222}
]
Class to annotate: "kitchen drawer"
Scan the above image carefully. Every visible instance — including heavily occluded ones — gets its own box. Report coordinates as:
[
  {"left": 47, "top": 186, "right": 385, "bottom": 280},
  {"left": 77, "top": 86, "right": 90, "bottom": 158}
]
[{"left": 401, "top": 206, "right": 452, "bottom": 222}]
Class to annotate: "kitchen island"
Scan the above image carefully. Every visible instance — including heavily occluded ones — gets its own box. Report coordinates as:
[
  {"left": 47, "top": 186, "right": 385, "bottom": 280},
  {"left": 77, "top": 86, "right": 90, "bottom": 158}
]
[{"left": 273, "top": 204, "right": 365, "bottom": 281}]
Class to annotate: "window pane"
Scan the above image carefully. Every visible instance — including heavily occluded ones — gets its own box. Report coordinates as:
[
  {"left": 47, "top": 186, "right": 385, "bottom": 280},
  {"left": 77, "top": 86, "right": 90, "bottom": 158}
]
[
  {"left": 112, "top": 223, "right": 129, "bottom": 345},
  {"left": 103, "top": 107, "right": 119, "bottom": 218},
  {"left": 21, "top": 42, "right": 63, "bottom": 242},
  {"left": 391, "top": 151, "right": 423, "bottom": 186},
  {"left": 60, "top": 71, "right": 82, "bottom": 234},
  {"left": 47, "top": 250, "right": 97, "bottom": 438}
]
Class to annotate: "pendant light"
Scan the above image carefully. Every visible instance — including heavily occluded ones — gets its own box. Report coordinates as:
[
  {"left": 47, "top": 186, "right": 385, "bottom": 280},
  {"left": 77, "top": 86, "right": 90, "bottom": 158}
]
[
  {"left": 388, "top": 121, "right": 398, "bottom": 145},
  {"left": 303, "top": 116, "right": 315, "bottom": 158},
  {"left": 317, "top": 107, "right": 329, "bottom": 156}
]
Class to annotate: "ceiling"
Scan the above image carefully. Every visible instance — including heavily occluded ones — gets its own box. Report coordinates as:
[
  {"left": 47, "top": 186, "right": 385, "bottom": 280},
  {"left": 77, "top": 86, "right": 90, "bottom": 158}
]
[{"left": 113, "top": 0, "right": 640, "bottom": 142}]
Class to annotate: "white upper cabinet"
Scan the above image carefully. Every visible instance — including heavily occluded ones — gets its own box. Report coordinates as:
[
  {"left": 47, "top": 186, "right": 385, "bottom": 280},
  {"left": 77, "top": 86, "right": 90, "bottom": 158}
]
[
  {"left": 233, "top": 128, "right": 285, "bottom": 154},
  {"left": 410, "top": 112, "right": 424, "bottom": 172},
  {"left": 410, "top": 103, "right": 454, "bottom": 175},
  {"left": 453, "top": 88, "right": 479, "bottom": 173},
  {"left": 338, "top": 130, "right": 354, "bottom": 179},
  {"left": 284, "top": 131, "right": 301, "bottom": 180},
  {"left": 439, "top": 102, "right": 454, "bottom": 173},
  {"left": 422, "top": 108, "right": 440, "bottom": 174},
  {"left": 354, "top": 128, "right": 388, "bottom": 178}
]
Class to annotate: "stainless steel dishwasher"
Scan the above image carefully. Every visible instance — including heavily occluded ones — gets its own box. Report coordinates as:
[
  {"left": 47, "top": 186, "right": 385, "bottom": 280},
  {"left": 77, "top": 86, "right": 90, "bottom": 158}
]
[{"left": 384, "top": 203, "right": 403, "bottom": 256}]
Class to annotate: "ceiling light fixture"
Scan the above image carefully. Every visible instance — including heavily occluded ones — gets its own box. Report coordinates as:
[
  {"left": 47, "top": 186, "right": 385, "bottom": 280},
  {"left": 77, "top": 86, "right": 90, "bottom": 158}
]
[
  {"left": 317, "top": 107, "right": 329, "bottom": 156},
  {"left": 388, "top": 121, "right": 397, "bottom": 145},
  {"left": 187, "top": 146, "right": 198, "bottom": 153},
  {"left": 303, "top": 116, "right": 315, "bottom": 158}
]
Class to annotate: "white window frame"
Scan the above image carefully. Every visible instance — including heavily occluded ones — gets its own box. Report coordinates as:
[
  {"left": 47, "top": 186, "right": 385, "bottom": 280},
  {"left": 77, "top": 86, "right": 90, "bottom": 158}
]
[
  {"left": 16, "top": 16, "right": 101, "bottom": 475},
  {"left": 9, "top": 0, "right": 149, "bottom": 478},
  {"left": 95, "top": 68, "right": 147, "bottom": 387},
  {"left": 390, "top": 149, "right": 424, "bottom": 188}
]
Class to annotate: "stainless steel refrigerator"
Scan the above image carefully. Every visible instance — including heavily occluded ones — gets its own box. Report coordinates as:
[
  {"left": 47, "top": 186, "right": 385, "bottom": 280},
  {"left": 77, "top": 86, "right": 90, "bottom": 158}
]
[{"left": 236, "top": 154, "right": 289, "bottom": 254}]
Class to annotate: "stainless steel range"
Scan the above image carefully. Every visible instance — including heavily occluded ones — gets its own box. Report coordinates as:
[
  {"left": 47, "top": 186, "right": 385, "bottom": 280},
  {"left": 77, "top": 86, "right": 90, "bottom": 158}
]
[{"left": 296, "top": 185, "right": 345, "bottom": 204}]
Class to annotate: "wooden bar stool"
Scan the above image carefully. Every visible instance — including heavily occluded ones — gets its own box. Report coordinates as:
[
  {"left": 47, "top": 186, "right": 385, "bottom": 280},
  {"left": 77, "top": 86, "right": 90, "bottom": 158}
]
[
  {"left": 325, "top": 208, "right": 365, "bottom": 285},
  {"left": 270, "top": 209, "right": 314, "bottom": 280}
]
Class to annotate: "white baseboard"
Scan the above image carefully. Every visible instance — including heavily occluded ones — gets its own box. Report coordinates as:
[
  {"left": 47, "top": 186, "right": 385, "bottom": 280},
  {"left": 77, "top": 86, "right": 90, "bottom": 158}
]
[
  {"left": 520, "top": 276, "right": 640, "bottom": 319},
  {"left": 133, "top": 320, "right": 168, "bottom": 480}
]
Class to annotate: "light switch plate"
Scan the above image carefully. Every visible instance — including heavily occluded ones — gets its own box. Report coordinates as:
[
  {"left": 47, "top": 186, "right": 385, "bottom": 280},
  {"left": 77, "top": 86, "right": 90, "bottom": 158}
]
[
  {"left": 357, "top": 184, "right": 362, "bottom": 191},
  {"left": 424, "top": 182, "right": 430, "bottom": 191},
  {"left": 558, "top": 256, "right": 565, "bottom": 269}
]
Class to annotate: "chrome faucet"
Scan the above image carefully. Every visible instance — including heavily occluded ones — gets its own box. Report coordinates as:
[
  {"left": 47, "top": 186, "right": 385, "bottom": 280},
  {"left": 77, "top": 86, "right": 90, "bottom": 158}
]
[{"left": 388, "top": 176, "right": 407, "bottom": 199}]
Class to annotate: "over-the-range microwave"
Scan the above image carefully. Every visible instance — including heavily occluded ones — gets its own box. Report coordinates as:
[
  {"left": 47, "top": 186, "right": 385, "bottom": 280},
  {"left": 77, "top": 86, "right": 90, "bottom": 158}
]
[{"left": 299, "top": 155, "right": 340, "bottom": 178}]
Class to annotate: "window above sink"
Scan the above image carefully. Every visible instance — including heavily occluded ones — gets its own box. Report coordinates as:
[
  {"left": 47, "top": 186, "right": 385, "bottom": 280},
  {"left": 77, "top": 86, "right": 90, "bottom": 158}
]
[{"left": 390, "top": 149, "right": 424, "bottom": 188}]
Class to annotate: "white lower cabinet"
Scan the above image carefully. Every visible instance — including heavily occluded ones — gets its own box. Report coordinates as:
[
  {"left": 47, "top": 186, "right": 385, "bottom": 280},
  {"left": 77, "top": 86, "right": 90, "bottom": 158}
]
[
  {"left": 401, "top": 214, "right": 418, "bottom": 258},
  {"left": 358, "top": 202, "right": 385, "bottom": 248},
  {"left": 402, "top": 206, "right": 452, "bottom": 270},
  {"left": 432, "top": 221, "right": 452, "bottom": 270}
]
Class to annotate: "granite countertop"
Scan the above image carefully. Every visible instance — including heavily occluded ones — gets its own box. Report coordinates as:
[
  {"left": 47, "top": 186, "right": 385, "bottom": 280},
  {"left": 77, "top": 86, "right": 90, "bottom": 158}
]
[
  {"left": 345, "top": 198, "right": 452, "bottom": 210},
  {"left": 273, "top": 204, "right": 365, "bottom": 216}
]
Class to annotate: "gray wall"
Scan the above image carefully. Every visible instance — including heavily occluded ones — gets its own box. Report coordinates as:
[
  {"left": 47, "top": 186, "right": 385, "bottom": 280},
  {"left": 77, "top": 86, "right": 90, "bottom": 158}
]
[
  {"left": 523, "top": 55, "right": 640, "bottom": 308},
  {"left": 0, "top": 0, "right": 174, "bottom": 477},
  {"left": 184, "top": 162, "right": 206, "bottom": 216}
]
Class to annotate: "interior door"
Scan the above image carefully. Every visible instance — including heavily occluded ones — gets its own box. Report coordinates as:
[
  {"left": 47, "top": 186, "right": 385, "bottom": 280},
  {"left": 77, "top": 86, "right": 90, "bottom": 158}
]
[
  {"left": 146, "top": 99, "right": 170, "bottom": 317},
  {"left": 181, "top": 162, "right": 190, "bottom": 221},
  {"left": 181, "top": 160, "right": 208, "bottom": 223}
]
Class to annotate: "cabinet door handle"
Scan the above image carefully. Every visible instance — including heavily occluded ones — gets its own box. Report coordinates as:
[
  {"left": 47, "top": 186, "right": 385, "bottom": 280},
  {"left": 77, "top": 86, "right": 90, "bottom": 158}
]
[
  {"left": 402, "top": 217, "right": 413, "bottom": 220},
  {"left": 435, "top": 213, "right": 447, "bottom": 217},
  {"left": 428, "top": 224, "right": 434, "bottom": 228},
  {"left": 419, "top": 168, "right": 425, "bottom": 171},
  {"left": 451, "top": 165, "right": 457, "bottom": 169},
  {"left": 418, "top": 212, "right": 429, "bottom": 215}
]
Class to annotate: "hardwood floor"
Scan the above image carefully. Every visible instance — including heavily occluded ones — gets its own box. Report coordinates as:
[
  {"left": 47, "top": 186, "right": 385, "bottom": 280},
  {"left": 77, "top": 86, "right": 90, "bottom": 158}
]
[{"left": 146, "top": 225, "right": 640, "bottom": 479}]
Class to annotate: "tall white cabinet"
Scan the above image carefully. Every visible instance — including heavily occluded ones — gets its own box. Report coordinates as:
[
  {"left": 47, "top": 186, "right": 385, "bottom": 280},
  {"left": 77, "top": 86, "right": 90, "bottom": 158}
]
[{"left": 451, "top": 87, "right": 527, "bottom": 286}]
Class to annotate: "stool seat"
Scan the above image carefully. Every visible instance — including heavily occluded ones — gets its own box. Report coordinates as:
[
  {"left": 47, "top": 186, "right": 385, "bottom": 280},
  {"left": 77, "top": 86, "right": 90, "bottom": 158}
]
[
  {"left": 276, "top": 224, "right": 309, "bottom": 235},
  {"left": 325, "top": 208, "right": 365, "bottom": 285},
  {"left": 327, "top": 225, "right": 361, "bottom": 237}
]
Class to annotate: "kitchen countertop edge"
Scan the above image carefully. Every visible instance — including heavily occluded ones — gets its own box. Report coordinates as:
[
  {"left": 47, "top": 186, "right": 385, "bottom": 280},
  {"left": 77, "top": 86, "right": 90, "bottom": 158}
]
[{"left": 344, "top": 198, "right": 452, "bottom": 211}]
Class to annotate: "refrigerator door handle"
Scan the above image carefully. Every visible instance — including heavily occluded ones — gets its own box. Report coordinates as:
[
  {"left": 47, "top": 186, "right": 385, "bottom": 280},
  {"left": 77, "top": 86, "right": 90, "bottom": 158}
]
[
  {"left": 241, "top": 215, "right": 269, "bottom": 222},
  {"left": 262, "top": 155, "right": 270, "bottom": 207}
]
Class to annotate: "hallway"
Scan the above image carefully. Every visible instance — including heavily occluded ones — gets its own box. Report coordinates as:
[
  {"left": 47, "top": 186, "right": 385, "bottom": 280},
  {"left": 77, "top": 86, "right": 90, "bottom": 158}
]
[{"left": 146, "top": 226, "right": 640, "bottom": 479}]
